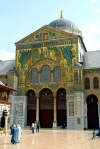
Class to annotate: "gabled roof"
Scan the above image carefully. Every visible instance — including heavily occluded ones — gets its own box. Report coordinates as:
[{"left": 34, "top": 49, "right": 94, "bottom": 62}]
[
  {"left": 0, "top": 60, "right": 15, "bottom": 75},
  {"left": 15, "top": 25, "right": 87, "bottom": 52},
  {"left": 15, "top": 25, "right": 79, "bottom": 44}
]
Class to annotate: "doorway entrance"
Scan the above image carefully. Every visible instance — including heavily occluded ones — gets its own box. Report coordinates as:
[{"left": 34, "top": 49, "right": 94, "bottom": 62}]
[
  {"left": 40, "top": 88, "right": 53, "bottom": 128},
  {"left": 87, "top": 94, "right": 99, "bottom": 129}
]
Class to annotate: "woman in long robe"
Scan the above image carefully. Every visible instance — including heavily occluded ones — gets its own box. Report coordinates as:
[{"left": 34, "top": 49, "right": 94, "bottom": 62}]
[
  {"left": 96, "top": 127, "right": 100, "bottom": 137},
  {"left": 11, "top": 125, "right": 17, "bottom": 144},
  {"left": 17, "top": 124, "right": 22, "bottom": 143}
]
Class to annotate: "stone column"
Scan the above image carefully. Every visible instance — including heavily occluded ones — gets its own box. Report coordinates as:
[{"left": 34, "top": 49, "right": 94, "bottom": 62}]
[
  {"left": 53, "top": 93, "right": 57, "bottom": 128},
  {"left": 4, "top": 116, "right": 8, "bottom": 133},
  {"left": 35, "top": 93, "right": 40, "bottom": 125},
  {"left": 3, "top": 109, "right": 8, "bottom": 134}
]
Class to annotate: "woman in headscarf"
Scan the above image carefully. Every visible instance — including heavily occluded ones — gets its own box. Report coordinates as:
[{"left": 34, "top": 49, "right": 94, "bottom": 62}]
[
  {"left": 11, "top": 125, "right": 17, "bottom": 144},
  {"left": 17, "top": 124, "right": 22, "bottom": 143},
  {"left": 96, "top": 127, "right": 100, "bottom": 137}
]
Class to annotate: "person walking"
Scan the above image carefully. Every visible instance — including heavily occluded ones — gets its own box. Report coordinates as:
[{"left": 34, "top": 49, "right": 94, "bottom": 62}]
[
  {"left": 92, "top": 129, "right": 96, "bottom": 140},
  {"left": 10, "top": 124, "right": 13, "bottom": 135},
  {"left": 96, "top": 127, "right": 100, "bottom": 137},
  {"left": 32, "top": 123, "right": 35, "bottom": 133},
  {"left": 36, "top": 123, "right": 39, "bottom": 133},
  {"left": 17, "top": 124, "right": 22, "bottom": 143},
  {"left": 11, "top": 125, "right": 17, "bottom": 144}
]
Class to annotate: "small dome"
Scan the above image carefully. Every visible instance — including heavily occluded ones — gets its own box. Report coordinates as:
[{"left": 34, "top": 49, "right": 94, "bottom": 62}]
[
  {"left": 49, "top": 17, "right": 78, "bottom": 30},
  {"left": 8, "top": 68, "right": 18, "bottom": 73},
  {"left": 73, "top": 63, "right": 82, "bottom": 67}
]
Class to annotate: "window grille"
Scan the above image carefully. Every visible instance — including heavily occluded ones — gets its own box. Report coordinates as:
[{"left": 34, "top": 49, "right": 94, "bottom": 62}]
[
  {"left": 31, "top": 68, "right": 38, "bottom": 84},
  {"left": 41, "top": 66, "right": 50, "bottom": 83},
  {"left": 85, "top": 78, "right": 90, "bottom": 89},
  {"left": 74, "top": 71, "right": 78, "bottom": 89},
  {"left": 57, "top": 89, "right": 66, "bottom": 108},
  {"left": 54, "top": 67, "right": 61, "bottom": 83},
  {"left": 40, "top": 89, "right": 53, "bottom": 109},
  {"left": 93, "top": 77, "right": 99, "bottom": 89},
  {"left": 27, "top": 90, "right": 36, "bottom": 109},
  {"left": 77, "top": 118, "right": 81, "bottom": 124}
]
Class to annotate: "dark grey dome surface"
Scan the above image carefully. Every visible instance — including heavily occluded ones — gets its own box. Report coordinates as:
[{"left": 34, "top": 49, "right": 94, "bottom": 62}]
[
  {"left": 73, "top": 63, "right": 82, "bottom": 67},
  {"left": 9, "top": 68, "right": 18, "bottom": 73},
  {"left": 49, "top": 18, "right": 79, "bottom": 30}
]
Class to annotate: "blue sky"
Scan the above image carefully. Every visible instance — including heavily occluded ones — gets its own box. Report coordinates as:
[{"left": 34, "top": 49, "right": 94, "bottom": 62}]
[{"left": 0, "top": 0, "right": 100, "bottom": 60}]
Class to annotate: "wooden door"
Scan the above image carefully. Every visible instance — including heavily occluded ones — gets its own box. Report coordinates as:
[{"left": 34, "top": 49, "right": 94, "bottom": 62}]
[
  {"left": 57, "top": 110, "right": 67, "bottom": 126},
  {"left": 87, "top": 111, "right": 99, "bottom": 129},
  {"left": 40, "top": 89, "right": 53, "bottom": 128},
  {"left": 40, "top": 110, "right": 53, "bottom": 128},
  {"left": 27, "top": 110, "right": 36, "bottom": 126}
]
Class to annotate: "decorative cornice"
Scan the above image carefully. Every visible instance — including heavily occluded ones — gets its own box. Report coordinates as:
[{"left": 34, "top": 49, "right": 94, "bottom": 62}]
[{"left": 15, "top": 36, "right": 78, "bottom": 46}]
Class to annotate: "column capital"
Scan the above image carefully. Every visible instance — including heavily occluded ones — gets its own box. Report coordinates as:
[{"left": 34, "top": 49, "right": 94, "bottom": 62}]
[
  {"left": 53, "top": 92, "right": 56, "bottom": 98},
  {"left": 35, "top": 93, "right": 39, "bottom": 99}
]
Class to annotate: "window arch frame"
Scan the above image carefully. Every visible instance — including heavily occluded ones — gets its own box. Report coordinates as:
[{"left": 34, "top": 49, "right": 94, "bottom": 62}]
[
  {"left": 84, "top": 77, "right": 90, "bottom": 89},
  {"left": 27, "top": 90, "right": 36, "bottom": 109},
  {"left": 31, "top": 68, "right": 38, "bottom": 84},
  {"left": 53, "top": 66, "right": 61, "bottom": 83},
  {"left": 93, "top": 77, "right": 99, "bottom": 89},
  {"left": 41, "top": 65, "right": 51, "bottom": 83}
]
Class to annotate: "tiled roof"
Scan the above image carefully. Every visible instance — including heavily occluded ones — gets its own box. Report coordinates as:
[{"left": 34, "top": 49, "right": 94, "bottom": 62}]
[
  {"left": 0, "top": 60, "right": 15, "bottom": 75},
  {"left": 0, "top": 81, "right": 5, "bottom": 85},
  {"left": 82, "top": 51, "right": 100, "bottom": 69}
]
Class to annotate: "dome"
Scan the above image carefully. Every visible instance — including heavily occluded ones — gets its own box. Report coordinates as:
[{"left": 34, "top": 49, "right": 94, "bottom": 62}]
[
  {"left": 73, "top": 63, "right": 82, "bottom": 67},
  {"left": 8, "top": 68, "right": 18, "bottom": 73},
  {"left": 48, "top": 13, "right": 79, "bottom": 30}
]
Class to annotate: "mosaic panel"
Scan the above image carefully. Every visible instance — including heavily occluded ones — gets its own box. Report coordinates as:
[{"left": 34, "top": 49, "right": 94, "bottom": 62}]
[{"left": 16, "top": 27, "right": 78, "bottom": 88}]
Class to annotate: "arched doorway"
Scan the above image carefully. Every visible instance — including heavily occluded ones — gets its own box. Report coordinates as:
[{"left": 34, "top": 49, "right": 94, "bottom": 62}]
[
  {"left": 40, "top": 88, "right": 53, "bottom": 128},
  {"left": 57, "top": 88, "right": 67, "bottom": 127},
  {"left": 27, "top": 90, "right": 36, "bottom": 126},
  {"left": 87, "top": 94, "right": 99, "bottom": 129}
]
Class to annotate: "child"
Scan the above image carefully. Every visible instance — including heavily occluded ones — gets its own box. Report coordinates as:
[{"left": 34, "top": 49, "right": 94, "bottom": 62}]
[{"left": 92, "top": 129, "right": 96, "bottom": 140}]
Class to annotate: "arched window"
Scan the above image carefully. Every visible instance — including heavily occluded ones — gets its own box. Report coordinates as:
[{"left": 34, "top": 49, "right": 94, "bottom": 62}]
[
  {"left": 93, "top": 77, "right": 99, "bottom": 89},
  {"left": 85, "top": 78, "right": 90, "bottom": 89},
  {"left": 53, "top": 67, "right": 61, "bottom": 83},
  {"left": 41, "top": 66, "right": 50, "bottom": 83},
  {"left": 31, "top": 68, "right": 38, "bottom": 84}
]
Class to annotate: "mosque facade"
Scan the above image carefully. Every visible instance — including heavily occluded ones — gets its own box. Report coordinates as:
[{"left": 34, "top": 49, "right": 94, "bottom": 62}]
[{"left": 0, "top": 12, "right": 100, "bottom": 130}]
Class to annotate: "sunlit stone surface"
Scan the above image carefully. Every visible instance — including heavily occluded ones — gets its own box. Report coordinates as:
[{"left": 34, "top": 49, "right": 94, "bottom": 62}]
[{"left": 0, "top": 128, "right": 100, "bottom": 149}]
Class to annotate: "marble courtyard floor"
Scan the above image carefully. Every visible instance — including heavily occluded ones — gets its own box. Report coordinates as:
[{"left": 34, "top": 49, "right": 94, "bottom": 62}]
[{"left": 0, "top": 128, "right": 100, "bottom": 149}]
